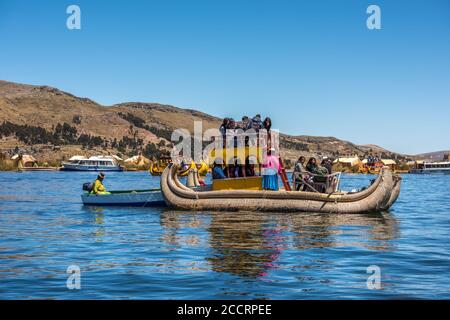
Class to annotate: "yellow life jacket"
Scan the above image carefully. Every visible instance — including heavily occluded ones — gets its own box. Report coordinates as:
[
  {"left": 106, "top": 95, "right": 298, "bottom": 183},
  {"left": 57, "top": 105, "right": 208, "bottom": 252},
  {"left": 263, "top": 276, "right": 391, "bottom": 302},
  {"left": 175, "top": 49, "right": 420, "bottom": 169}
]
[{"left": 92, "top": 179, "right": 106, "bottom": 194}]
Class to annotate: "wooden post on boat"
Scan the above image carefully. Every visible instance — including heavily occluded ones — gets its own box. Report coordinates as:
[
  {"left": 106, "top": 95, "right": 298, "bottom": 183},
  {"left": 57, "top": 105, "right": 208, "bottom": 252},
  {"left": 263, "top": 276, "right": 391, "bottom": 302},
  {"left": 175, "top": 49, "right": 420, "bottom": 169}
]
[
  {"left": 279, "top": 157, "right": 292, "bottom": 191},
  {"left": 193, "top": 168, "right": 200, "bottom": 187},
  {"left": 186, "top": 169, "right": 196, "bottom": 188}
]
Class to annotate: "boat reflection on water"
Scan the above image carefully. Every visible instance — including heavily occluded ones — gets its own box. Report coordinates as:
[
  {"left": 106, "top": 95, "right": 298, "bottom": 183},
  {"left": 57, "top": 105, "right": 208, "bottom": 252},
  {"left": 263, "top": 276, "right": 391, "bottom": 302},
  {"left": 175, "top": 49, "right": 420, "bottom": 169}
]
[
  {"left": 159, "top": 210, "right": 399, "bottom": 278},
  {"left": 82, "top": 206, "right": 106, "bottom": 239},
  {"left": 211, "top": 214, "right": 287, "bottom": 278},
  {"left": 289, "top": 213, "right": 399, "bottom": 251},
  {"left": 159, "top": 211, "right": 206, "bottom": 248}
]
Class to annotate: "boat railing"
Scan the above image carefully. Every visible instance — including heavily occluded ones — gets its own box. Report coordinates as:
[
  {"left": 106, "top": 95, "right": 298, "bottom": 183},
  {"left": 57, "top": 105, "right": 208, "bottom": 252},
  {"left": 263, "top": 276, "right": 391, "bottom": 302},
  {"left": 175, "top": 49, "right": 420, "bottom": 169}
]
[{"left": 293, "top": 171, "right": 342, "bottom": 194}]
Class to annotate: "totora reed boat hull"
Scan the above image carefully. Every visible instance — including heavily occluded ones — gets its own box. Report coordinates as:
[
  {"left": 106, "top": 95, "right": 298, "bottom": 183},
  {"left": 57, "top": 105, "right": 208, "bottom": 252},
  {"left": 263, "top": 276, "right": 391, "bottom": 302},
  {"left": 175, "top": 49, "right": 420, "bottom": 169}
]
[{"left": 160, "top": 164, "right": 402, "bottom": 214}]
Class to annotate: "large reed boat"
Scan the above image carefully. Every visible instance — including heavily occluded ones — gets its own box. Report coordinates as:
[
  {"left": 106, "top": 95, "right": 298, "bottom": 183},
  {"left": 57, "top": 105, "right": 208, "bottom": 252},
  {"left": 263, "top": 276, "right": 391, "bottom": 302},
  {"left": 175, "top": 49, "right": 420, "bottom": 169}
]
[{"left": 160, "top": 146, "right": 402, "bottom": 214}]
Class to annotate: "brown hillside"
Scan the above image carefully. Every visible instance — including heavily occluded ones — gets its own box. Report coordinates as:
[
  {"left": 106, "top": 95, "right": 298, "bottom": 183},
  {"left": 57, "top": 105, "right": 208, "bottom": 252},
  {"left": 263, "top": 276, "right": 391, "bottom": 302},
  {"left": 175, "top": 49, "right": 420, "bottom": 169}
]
[
  {"left": 0, "top": 80, "right": 158, "bottom": 143},
  {"left": 112, "top": 102, "right": 221, "bottom": 133}
]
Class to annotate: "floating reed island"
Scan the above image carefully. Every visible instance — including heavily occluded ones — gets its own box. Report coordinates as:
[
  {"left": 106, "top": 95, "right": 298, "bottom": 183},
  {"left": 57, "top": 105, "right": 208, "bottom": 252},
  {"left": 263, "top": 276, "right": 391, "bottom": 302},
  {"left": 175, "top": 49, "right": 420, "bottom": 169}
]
[{"left": 160, "top": 164, "right": 402, "bottom": 214}]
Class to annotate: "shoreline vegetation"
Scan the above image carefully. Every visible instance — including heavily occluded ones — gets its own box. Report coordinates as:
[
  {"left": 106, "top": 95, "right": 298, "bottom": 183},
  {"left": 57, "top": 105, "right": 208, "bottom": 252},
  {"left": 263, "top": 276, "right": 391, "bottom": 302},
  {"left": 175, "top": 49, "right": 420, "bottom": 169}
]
[
  {"left": 0, "top": 163, "right": 412, "bottom": 173},
  {"left": 0, "top": 158, "right": 152, "bottom": 172},
  {"left": 0, "top": 153, "right": 413, "bottom": 173}
]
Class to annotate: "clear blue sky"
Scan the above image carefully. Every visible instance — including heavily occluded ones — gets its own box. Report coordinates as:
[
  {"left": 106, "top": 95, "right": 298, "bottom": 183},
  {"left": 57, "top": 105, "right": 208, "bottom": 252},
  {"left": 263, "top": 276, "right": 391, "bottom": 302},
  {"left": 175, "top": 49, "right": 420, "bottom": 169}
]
[{"left": 1, "top": 0, "right": 449, "bottom": 154}]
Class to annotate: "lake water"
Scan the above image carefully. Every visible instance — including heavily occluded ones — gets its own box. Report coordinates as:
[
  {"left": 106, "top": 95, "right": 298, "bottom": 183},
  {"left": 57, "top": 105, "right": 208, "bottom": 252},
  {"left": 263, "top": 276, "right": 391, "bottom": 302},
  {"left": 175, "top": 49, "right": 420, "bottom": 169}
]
[{"left": 0, "top": 171, "right": 449, "bottom": 299}]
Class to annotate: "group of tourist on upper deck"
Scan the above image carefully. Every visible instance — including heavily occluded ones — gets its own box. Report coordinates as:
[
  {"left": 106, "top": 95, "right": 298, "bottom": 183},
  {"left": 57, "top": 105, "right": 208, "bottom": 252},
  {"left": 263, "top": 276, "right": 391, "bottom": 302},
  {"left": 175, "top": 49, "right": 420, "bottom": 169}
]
[
  {"left": 219, "top": 114, "right": 272, "bottom": 136},
  {"left": 212, "top": 115, "right": 335, "bottom": 192}
]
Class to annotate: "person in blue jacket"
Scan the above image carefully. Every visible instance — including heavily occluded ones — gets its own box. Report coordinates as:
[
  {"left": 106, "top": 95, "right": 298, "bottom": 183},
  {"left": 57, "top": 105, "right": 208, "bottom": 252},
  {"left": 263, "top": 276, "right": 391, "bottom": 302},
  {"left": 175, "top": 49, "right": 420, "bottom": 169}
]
[{"left": 212, "top": 159, "right": 226, "bottom": 179}]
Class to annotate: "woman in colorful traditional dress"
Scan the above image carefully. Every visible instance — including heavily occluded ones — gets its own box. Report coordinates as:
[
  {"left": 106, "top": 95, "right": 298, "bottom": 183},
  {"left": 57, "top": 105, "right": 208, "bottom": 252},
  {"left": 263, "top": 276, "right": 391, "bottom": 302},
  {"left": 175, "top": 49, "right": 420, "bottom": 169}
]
[{"left": 262, "top": 148, "right": 282, "bottom": 191}]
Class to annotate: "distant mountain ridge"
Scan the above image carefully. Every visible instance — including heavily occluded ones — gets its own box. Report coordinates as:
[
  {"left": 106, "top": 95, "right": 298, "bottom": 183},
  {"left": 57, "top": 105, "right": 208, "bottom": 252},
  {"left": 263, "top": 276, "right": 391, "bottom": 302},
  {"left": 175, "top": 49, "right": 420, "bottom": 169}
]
[
  {"left": 416, "top": 150, "right": 450, "bottom": 161},
  {"left": 0, "top": 80, "right": 408, "bottom": 163}
]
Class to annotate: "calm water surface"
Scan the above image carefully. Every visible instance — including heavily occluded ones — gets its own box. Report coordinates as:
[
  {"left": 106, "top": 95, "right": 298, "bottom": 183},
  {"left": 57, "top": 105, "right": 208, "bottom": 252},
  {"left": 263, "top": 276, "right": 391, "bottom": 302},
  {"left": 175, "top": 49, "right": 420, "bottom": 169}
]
[{"left": 0, "top": 171, "right": 449, "bottom": 299}]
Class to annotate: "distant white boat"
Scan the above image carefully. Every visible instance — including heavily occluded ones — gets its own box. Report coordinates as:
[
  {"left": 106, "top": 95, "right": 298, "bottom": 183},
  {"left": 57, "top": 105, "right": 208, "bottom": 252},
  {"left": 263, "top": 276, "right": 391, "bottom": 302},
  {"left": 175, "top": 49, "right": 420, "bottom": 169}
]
[
  {"left": 409, "top": 161, "right": 450, "bottom": 174},
  {"left": 81, "top": 189, "right": 165, "bottom": 207},
  {"left": 62, "top": 156, "right": 123, "bottom": 172}
]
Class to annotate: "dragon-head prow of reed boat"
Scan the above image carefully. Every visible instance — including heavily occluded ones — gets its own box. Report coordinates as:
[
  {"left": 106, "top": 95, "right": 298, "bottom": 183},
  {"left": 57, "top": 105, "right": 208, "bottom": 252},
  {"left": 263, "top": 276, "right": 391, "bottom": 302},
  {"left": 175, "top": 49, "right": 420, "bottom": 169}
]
[{"left": 160, "top": 164, "right": 402, "bottom": 214}]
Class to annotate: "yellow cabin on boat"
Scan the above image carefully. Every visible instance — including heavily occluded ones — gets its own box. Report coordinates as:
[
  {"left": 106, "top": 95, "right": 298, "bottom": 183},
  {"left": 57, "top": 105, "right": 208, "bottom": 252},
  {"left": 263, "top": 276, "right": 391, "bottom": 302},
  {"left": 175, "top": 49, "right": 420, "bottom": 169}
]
[
  {"left": 212, "top": 176, "right": 263, "bottom": 191},
  {"left": 208, "top": 146, "right": 265, "bottom": 190}
]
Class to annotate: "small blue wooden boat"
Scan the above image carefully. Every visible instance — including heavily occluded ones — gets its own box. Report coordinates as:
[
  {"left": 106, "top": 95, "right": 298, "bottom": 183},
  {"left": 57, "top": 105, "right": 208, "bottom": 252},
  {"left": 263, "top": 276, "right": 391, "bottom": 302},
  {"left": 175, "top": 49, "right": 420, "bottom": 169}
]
[{"left": 81, "top": 189, "right": 165, "bottom": 207}]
